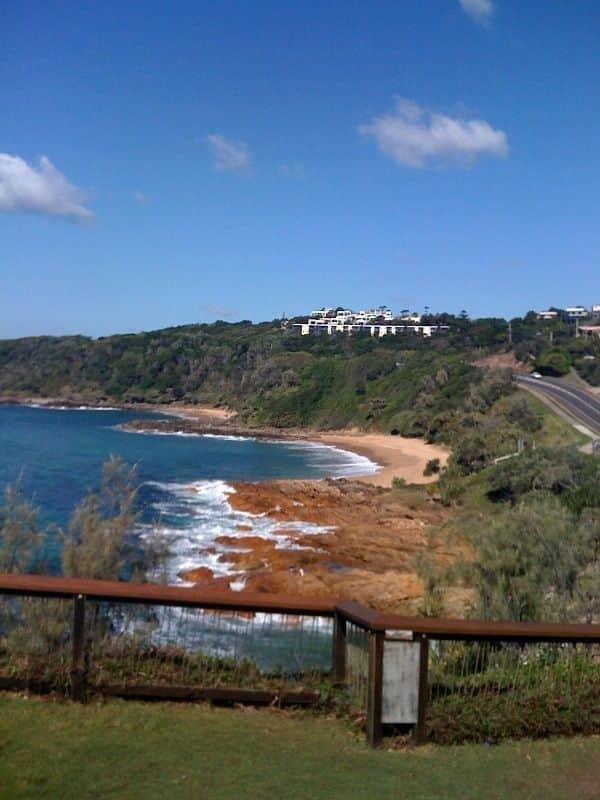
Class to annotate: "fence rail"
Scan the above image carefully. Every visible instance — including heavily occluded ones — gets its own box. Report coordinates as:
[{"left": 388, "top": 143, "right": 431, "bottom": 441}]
[
  {"left": 1, "top": 574, "right": 599, "bottom": 747},
  {"left": 0, "top": 573, "right": 335, "bottom": 615}
]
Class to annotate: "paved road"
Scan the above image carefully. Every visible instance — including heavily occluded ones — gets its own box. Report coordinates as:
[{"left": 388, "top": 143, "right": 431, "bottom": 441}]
[{"left": 514, "top": 374, "right": 600, "bottom": 436}]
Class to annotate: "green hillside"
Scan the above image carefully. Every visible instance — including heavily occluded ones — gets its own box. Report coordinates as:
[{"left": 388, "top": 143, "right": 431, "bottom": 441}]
[{"left": 0, "top": 314, "right": 595, "bottom": 468}]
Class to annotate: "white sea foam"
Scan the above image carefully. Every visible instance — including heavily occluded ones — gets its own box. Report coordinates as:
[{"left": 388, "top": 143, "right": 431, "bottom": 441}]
[
  {"left": 200, "top": 433, "right": 257, "bottom": 442},
  {"left": 119, "top": 426, "right": 257, "bottom": 442},
  {"left": 142, "top": 478, "right": 334, "bottom": 584},
  {"left": 25, "top": 403, "right": 122, "bottom": 411},
  {"left": 273, "top": 439, "right": 380, "bottom": 477},
  {"left": 121, "top": 427, "right": 204, "bottom": 438}
]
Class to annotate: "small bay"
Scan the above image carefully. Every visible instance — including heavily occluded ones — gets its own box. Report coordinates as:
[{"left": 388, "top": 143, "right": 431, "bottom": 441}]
[{"left": 0, "top": 405, "right": 375, "bottom": 575}]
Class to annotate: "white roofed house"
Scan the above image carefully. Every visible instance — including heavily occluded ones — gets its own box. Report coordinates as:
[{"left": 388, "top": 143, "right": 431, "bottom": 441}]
[
  {"left": 565, "top": 305, "right": 589, "bottom": 320},
  {"left": 536, "top": 310, "right": 559, "bottom": 321}
]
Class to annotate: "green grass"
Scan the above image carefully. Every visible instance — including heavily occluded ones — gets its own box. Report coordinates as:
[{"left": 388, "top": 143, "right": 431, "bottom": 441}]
[
  {"left": 526, "top": 395, "right": 590, "bottom": 447},
  {"left": 1, "top": 694, "right": 599, "bottom": 799}
]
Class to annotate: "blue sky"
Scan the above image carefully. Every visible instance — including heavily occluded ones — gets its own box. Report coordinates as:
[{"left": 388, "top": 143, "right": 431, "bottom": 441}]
[{"left": 2, "top": 1, "right": 599, "bottom": 337}]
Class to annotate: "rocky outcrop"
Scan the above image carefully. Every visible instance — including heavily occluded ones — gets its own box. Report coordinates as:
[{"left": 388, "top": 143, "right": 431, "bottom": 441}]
[{"left": 179, "top": 479, "right": 466, "bottom": 615}]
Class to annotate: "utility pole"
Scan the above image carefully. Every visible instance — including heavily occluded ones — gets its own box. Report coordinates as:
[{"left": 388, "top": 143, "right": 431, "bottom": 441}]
[{"left": 508, "top": 319, "right": 513, "bottom": 347}]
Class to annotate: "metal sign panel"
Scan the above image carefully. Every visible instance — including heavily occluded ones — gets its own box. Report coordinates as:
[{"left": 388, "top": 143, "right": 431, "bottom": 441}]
[{"left": 382, "top": 640, "right": 420, "bottom": 724}]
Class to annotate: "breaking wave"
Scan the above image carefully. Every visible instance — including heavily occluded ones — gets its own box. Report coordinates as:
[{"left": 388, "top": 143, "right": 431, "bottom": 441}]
[{"left": 141, "top": 479, "right": 334, "bottom": 585}]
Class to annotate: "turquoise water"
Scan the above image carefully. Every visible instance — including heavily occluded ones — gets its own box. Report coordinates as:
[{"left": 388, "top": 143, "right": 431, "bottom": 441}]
[{"left": 0, "top": 405, "right": 376, "bottom": 577}]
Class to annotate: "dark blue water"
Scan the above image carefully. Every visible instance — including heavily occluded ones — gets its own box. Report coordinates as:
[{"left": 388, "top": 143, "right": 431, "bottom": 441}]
[{"left": 0, "top": 405, "right": 376, "bottom": 576}]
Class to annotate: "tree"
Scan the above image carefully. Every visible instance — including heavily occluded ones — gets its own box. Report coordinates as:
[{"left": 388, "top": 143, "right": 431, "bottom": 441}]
[
  {"left": 62, "top": 456, "right": 167, "bottom": 581},
  {"left": 0, "top": 481, "right": 42, "bottom": 573},
  {"left": 535, "top": 349, "right": 571, "bottom": 376}
]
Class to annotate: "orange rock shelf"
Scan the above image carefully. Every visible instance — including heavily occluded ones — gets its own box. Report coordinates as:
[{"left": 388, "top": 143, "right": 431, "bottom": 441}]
[{"left": 178, "top": 478, "right": 463, "bottom": 615}]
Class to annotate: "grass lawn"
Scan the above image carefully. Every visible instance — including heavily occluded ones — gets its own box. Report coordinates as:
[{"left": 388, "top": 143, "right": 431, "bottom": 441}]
[{"left": 0, "top": 694, "right": 599, "bottom": 799}]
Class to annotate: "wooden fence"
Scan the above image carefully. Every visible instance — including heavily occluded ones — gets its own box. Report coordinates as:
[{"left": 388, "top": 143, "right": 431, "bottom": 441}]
[{"left": 0, "top": 573, "right": 599, "bottom": 746}]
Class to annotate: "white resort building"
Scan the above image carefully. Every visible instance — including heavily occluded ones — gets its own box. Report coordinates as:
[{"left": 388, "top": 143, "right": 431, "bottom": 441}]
[{"left": 294, "top": 306, "right": 449, "bottom": 338}]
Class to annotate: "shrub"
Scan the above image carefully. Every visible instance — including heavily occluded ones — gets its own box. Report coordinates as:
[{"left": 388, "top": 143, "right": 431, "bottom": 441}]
[
  {"left": 535, "top": 349, "right": 571, "bottom": 376},
  {"left": 423, "top": 458, "right": 441, "bottom": 476}
]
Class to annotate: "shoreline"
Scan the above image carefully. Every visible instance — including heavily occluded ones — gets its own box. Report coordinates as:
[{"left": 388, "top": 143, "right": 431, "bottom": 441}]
[
  {"left": 1, "top": 398, "right": 460, "bottom": 612},
  {"left": 313, "top": 431, "right": 449, "bottom": 487},
  {"left": 175, "top": 477, "right": 465, "bottom": 615},
  {"left": 149, "top": 404, "right": 450, "bottom": 486},
  {"left": 3, "top": 397, "right": 450, "bottom": 487}
]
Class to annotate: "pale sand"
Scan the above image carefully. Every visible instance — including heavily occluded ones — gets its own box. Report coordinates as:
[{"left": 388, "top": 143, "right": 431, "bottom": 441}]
[
  {"left": 315, "top": 431, "right": 450, "bottom": 487},
  {"left": 154, "top": 404, "right": 235, "bottom": 423}
]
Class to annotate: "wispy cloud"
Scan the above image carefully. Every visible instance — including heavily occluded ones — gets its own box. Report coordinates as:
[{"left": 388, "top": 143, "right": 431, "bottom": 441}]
[
  {"left": 359, "top": 98, "right": 508, "bottom": 168},
  {"left": 207, "top": 134, "right": 250, "bottom": 172},
  {"left": 0, "top": 153, "right": 92, "bottom": 222},
  {"left": 459, "top": 0, "right": 494, "bottom": 27},
  {"left": 279, "top": 162, "right": 305, "bottom": 179}
]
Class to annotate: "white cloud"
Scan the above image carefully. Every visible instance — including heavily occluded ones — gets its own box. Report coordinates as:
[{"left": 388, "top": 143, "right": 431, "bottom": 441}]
[
  {"left": 207, "top": 134, "right": 250, "bottom": 172},
  {"left": 359, "top": 98, "right": 508, "bottom": 168},
  {"left": 0, "top": 153, "right": 92, "bottom": 222},
  {"left": 459, "top": 0, "right": 494, "bottom": 27}
]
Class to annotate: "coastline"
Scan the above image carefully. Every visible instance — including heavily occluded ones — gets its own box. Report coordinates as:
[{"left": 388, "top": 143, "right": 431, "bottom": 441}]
[
  {"left": 137, "top": 403, "right": 450, "bottom": 488},
  {"left": 177, "top": 477, "right": 465, "bottom": 615},
  {"left": 1, "top": 398, "right": 460, "bottom": 613},
  {"left": 2, "top": 397, "right": 450, "bottom": 487},
  {"left": 130, "top": 411, "right": 456, "bottom": 610}
]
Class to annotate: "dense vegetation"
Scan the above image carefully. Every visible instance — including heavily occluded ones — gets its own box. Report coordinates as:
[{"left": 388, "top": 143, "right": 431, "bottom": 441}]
[
  {"left": 509, "top": 311, "right": 600, "bottom": 383},
  {"left": 1, "top": 312, "right": 597, "bottom": 445},
  {"left": 422, "top": 444, "right": 600, "bottom": 625}
]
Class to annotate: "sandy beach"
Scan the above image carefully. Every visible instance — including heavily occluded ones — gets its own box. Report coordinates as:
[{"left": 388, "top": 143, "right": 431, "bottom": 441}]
[{"left": 315, "top": 431, "right": 449, "bottom": 487}]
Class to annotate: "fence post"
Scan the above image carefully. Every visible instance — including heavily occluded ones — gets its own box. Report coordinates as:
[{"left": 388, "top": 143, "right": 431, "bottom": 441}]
[
  {"left": 366, "top": 630, "right": 384, "bottom": 746},
  {"left": 71, "top": 594, "right": 86, "bottom": 702},
  {"left": 414, "top": 634, "right": 429, "bottom": 744},
  {"left": 332, "top": 612, "right": 347, "bottom": 682}
]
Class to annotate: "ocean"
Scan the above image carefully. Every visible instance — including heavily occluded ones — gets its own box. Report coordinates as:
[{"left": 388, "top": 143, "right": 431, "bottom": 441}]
[{"left": 0, "top": 404, "right": 377, "bottom": 580}]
